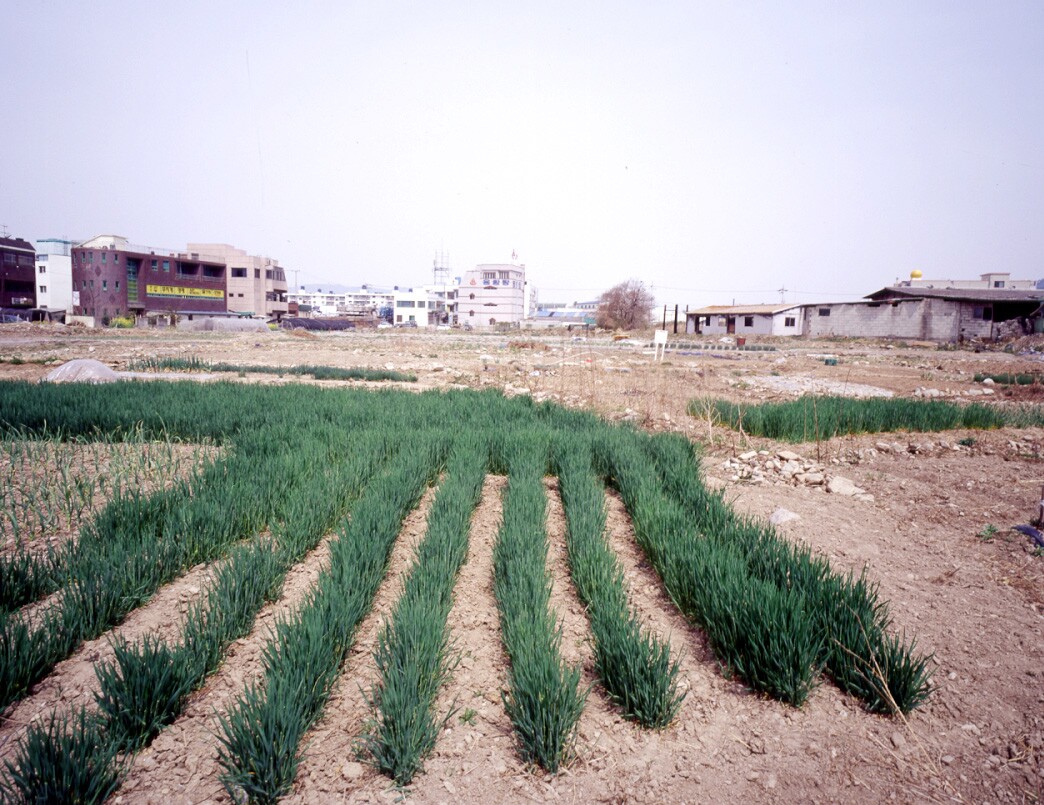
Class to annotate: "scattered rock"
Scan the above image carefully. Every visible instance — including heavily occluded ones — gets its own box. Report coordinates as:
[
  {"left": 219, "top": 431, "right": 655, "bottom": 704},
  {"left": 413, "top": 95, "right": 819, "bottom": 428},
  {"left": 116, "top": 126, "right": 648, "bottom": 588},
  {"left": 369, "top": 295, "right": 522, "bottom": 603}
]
[
  {"left": 341, "top": 762, "right": 364, "bottom": 780},
  {"left": 769, "top": 508, "right": 801, "bottom": 526},
  {"left": 827, "top": 476, "right": 863, "bottom": 496}
]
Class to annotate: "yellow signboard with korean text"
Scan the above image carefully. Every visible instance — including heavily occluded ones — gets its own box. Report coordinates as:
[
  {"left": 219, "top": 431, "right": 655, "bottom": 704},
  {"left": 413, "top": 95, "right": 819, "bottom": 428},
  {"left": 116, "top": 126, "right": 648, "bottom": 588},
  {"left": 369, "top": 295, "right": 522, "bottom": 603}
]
[{"left": 146, "top": 285, "right": 225, "bottom": 300}]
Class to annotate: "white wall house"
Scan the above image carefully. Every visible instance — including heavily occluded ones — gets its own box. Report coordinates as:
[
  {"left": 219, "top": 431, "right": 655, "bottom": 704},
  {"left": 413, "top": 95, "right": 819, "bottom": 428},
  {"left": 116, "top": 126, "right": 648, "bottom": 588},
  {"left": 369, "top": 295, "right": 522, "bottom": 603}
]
[
  {"left": 392, "top": 286, "right": 435, "bottom": 326},
  {"left": 34, "top": 239, "right": 75, "bottom": 316},
  {"left": 686, "top": 304, "right": 805, "bottom": 336}
]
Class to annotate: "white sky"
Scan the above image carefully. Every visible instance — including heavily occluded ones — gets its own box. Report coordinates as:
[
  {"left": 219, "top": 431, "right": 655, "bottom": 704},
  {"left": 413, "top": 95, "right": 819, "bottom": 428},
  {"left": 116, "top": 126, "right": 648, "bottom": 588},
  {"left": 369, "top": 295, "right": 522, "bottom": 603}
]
[{"left": 4, "top": 1, "right": 1042, "bottom": 307}]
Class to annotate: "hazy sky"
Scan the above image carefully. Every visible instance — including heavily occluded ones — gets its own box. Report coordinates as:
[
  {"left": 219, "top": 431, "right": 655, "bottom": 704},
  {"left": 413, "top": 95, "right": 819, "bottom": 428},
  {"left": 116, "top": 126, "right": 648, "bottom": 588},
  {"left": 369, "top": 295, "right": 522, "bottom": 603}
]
[{"left": 4, "top": 1, "right": 1042, "bottom": 307}]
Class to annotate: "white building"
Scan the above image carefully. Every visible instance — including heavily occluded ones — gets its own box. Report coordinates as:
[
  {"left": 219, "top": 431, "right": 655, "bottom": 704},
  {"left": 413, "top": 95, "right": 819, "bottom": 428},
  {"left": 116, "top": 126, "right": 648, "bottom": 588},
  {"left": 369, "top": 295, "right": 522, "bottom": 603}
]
[
  {"left": 458, "top": 263, "right": 527, "bottom": 328},
  {"left": 287, "top": 285, "right": 397, "bottom": 319},
  {"left": 686, "top": 304, "right": 805, "bottom": 336},
  {"left": 34, "top": 239, "right": 76, "bottom": 316},
  {"left": 899, "top": 271, "right": 1036, "bottom": 291}
]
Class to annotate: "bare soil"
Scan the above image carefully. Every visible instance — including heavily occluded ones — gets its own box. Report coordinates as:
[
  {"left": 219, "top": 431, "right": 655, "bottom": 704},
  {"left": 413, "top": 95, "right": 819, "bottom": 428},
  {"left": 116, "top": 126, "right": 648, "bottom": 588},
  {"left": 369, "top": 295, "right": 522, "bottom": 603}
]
[{"left": 1, "top": 324, "right": 1042, "bottom": 803}]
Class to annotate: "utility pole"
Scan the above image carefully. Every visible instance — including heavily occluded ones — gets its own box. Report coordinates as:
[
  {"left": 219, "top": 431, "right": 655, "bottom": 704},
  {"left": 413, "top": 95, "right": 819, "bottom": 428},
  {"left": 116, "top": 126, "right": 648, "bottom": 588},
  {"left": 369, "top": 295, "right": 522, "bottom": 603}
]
[{"left": 778, "top": 285, "right": 788, "bottom": 303}]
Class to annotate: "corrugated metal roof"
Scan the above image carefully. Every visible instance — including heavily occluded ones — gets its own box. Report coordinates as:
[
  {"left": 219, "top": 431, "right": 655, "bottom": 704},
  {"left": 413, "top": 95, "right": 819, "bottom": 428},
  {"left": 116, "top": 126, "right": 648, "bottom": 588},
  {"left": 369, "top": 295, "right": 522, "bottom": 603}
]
[
  {"left": 866, "top": 286, "right": 1044, "bottom": 303},
  {"left": 687, "top": 304, "right": 803, "bottom": 316}
]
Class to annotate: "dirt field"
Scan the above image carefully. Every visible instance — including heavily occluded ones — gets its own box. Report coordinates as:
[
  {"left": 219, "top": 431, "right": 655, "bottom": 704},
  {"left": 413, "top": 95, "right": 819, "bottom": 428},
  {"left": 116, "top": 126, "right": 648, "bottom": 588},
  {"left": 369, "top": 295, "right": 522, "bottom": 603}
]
[{"left": 1, "top": 323, "right": 1042, "bottom": 804}]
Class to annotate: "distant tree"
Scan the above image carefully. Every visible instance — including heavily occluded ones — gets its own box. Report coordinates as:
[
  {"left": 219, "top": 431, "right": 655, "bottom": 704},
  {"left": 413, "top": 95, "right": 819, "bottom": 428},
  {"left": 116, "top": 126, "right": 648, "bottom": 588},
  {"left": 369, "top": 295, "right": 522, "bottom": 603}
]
[{"left": 596, "top": 279, "right": 655, "bottom": 330}]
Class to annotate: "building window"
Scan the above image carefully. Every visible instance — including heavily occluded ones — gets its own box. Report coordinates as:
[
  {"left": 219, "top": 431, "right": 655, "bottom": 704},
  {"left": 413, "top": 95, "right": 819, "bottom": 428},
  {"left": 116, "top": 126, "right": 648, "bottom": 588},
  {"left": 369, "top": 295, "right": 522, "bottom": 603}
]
[
  {"left": 151, "top": 259, "right": 158, "bottom": 269},
  {"left": 993, "top": 281, "right": 1004, "bottom": 288},
  {"left": 38, "top": 265, "right": 46, "bottom": 273},
  {"left": 162, "top": 260, "right": 170, "bottom": 272},
  {"left": 102, "top": 252, "right": 106, "bottom": 263},
  {"left": 265, "top": 269, "right": 273, "bottom": 279},
  {"left": 818, "top": 308, "right": 831, "bottom": 317},
  {"left": 784, "top": 316, "right": 796, "bottom": 327},
  {"left": 255, "top": 269, "right": 261, "bottom": 279},
  {"left": 39, "top": 285, "right": 47, "bottom": 293},
  {"left": 102, "top": 280, "right": 107, "bottom": 290},
  {"left": 115, "top": 281, "right": 120, "bottom": 290},
  {"left": 396, "top": 300, "right": 415, "bottom": 308},
  {"left": 232, "top": 268, "right": 247, "bottom": 278},
  {"left": 114, "top": 254, "right": 119, "bottom": 263},
  {"left": 744, "top": 316, "right": 754, "bottom": 327},
  {"left": 973, "top": 306, "right": 993, "bottom": 321},
  {"left": 3, "top": 254, "right": 14, "bottom": 263}
]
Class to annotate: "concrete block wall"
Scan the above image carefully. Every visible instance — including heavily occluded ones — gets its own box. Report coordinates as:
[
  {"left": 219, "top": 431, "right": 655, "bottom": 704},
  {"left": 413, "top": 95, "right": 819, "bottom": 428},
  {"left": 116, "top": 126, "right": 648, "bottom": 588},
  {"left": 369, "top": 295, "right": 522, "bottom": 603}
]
[{"left": 803, "top": 299, "right": 993, "bottom": 342}]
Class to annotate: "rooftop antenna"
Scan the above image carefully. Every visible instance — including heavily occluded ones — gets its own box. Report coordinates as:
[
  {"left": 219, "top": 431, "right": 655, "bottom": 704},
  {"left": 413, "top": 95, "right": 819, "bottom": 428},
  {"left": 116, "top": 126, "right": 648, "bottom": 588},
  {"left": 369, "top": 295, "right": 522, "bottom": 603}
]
[
  {"left": 433, "top": 250, "right": 450, "bottom": 287},
  {"left": 0, "top": 224, "right": 9, "bottom": 238},
  {"left": 778, "top": 285, "right": 788, "bottom": 303}
]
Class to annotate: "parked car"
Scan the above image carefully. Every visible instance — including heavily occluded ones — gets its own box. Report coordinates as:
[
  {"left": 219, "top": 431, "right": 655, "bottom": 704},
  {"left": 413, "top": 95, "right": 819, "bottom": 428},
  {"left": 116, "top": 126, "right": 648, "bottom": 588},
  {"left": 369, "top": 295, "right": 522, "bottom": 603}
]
[{"left": 395, "top": 320, "right": 418, "bottom": 328}]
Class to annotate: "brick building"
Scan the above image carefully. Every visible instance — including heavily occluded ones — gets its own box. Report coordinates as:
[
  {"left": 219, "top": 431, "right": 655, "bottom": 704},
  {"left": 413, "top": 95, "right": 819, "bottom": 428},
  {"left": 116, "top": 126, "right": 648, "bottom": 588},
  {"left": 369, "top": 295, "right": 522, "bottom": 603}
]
[
  {"left": 0, "top": 236, "right": 37, "bottom": 309},
  {"left": 72, "top": 235, "right": 227, "bottom": 325}
]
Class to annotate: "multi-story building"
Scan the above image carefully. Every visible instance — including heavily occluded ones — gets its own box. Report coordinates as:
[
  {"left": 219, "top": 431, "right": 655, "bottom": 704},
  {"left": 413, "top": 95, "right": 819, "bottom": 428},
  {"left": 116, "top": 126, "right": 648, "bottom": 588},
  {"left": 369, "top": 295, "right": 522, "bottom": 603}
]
[
  {"left": 423, "top": 282, "right": 458, "bottom": 325},
  {"left": 287, "top": 286, "right": 381, "bottom": 316},
  {"left": 899, "top": 271, "right": 1035, "bottom": 291},
  {"left": 34, "top": 239, "right": 76, "bottom": 317},
  {"left": 345, "top": 285, "right": 395, "bottom": 318},
  {"left": 391, "top": 286, "right": 437, "bottom": 326},
  {"left": 458, "top": 263, "right": 527, "bottom": 327},
  {"left": 187, "top": 243, "right": 288, "bottom": 320},
  {"left": 0, "top": 236, "right": 37, "bottom": 310},
  {"left": 71, "top": 235, "right": 227, "bottom": 325}
]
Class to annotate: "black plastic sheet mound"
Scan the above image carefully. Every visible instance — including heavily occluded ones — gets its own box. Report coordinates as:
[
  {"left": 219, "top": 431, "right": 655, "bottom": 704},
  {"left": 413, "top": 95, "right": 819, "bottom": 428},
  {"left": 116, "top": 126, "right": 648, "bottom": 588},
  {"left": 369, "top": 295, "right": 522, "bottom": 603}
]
[{"left": 280, "top": 317, "right": 359, "bottom": 331}]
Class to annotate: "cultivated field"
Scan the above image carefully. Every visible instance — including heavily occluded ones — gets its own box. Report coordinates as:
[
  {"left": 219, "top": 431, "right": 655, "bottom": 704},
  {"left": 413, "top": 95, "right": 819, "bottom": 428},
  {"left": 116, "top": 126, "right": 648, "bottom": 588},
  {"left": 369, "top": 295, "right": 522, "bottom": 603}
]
[{"left": 0, "top": 323, "right": 1042, "bottom": 804}]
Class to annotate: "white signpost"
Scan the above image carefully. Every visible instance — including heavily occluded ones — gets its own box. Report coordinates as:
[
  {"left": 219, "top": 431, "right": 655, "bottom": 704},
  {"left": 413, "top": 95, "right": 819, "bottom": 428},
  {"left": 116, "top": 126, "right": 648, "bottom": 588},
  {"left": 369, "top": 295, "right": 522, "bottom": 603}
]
[{"left": 654, "top": 329, "right": 668, "bottom": 361}]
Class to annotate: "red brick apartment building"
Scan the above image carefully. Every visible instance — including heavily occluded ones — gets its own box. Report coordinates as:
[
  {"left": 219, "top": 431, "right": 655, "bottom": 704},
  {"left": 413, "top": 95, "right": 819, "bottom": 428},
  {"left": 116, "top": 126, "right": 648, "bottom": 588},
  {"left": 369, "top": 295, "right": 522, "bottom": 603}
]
[{"left": 71, "top": 235, "right": 227, "bottom": 324}]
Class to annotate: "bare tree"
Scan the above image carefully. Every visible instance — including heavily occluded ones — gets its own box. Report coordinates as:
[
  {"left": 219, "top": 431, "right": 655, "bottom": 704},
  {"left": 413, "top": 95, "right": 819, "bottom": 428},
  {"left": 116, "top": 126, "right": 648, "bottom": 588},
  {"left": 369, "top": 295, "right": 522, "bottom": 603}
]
[{"left": 596, "top": 279, "right": 655, "bottom": 330}]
